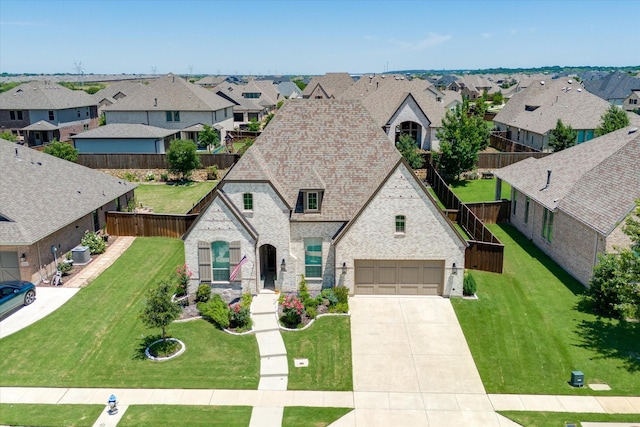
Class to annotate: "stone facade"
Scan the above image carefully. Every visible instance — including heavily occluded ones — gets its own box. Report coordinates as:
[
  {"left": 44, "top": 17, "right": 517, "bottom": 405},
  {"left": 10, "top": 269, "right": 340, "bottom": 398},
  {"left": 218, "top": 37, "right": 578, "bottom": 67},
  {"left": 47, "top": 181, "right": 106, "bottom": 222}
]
[
  {"left": 335, "top": 165, "right": 466, "bottom": 296},
  {"left": 385, "top": 96, "right": 433, "bottom": 150}
]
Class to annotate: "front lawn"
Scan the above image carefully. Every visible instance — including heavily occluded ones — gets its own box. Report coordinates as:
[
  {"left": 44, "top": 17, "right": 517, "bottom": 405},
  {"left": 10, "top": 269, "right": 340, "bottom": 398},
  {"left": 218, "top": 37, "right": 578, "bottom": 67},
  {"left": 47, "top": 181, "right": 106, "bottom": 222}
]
[
  {"left": 282, "top": 407, "right": 353, "bottom": 427},
  {"left": 119, "top": 405, "right": 252, "bottom": 426},
  {"left": 499, "top": 411, "right": 640, "bottom": 427},
  {"left": 452, "top": 224, "right": 640, "bottom": 395},
  {"left": 450, "top": 178, "right": 511, "bottom": 202},
  {"left": 282, "top": 316, "right": 353, "bottom": 391},
  {"left": 0, "top": 404, "right": 103, "bottom": 427},
  {"left": 0, "top": 238, "right": 259, "bottom": 389},
  {"left": 134, "top": 181, "right": 216, "bottom": 213}
]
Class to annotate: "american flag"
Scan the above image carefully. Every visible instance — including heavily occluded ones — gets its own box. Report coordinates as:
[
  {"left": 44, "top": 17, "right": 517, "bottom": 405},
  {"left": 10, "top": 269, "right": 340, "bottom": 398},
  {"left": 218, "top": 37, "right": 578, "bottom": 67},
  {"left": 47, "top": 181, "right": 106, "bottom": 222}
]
[{"left": 230, "top": 255, "right": 248, "bottom": 281}]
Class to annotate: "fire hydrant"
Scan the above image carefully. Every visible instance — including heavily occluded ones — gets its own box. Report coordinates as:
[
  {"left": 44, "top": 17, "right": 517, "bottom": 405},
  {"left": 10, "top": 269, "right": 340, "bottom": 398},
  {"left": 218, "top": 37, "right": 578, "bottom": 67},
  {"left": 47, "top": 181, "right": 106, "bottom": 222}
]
[{"left": 107, "top": 394, "right": 118, "bottom": 415}]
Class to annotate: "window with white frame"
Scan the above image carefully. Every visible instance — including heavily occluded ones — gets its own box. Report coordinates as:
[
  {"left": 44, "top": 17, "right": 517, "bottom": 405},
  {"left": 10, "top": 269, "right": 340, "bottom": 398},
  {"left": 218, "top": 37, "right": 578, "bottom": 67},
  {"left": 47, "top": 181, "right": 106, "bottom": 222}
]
[
  {"left": 395, "top": 215, "right": 406, "bottom": 233},
  {"left": 243, "top": 193, "right": 253, "bottom": 211},
  {"left": 304, "top": 238, "right": 322, "bottom": 278},
  {"left": 306, "top": 192, "right": 318, "bottom": 211},
  {"left": 212, "top": 241, "right": 230, "bottom": 281}
]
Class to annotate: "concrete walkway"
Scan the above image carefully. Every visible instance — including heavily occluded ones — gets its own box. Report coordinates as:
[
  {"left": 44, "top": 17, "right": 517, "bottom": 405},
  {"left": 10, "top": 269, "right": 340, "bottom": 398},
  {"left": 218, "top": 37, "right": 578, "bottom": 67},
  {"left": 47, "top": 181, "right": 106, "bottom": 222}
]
[
  {"left": 249, "top": 290, "right": 288, "bottom": 427},
  {"left": 64, "top": 236, "right": 135, "bottom": 289}
]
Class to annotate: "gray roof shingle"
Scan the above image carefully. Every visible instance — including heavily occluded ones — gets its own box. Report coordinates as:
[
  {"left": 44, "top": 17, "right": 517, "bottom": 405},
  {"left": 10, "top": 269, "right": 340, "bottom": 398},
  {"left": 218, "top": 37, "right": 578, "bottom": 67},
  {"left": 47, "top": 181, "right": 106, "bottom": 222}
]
[
  {"left": 224, "top": 99, "right": 401, "bottom": 221},
  {"left": 583, "top": 71, "right": 640, "bottom": 101},
  {"left": 302, "top": 73, "right": 355, "bottom": 98},
  {"left": 0, "top": 81, "right": 97, "bottom": 110},
  {"left": 71, "top": 123, "right": 177, "bottom": 139},
  {"left": 495, "top": 127, "right": 640, "bottom": 235},
  {"left": 0, "top": 140, "right": 137, "bottom": 244}
]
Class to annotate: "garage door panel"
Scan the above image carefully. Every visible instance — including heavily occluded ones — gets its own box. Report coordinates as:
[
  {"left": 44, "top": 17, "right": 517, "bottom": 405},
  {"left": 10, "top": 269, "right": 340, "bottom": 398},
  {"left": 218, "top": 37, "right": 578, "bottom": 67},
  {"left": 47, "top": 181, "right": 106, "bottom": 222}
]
[
  {"left": 355, "top": 259, "right": 444, "bottom": 296},
  {"left": 0, "top": 251, "right": 20, "bottom": 282}
]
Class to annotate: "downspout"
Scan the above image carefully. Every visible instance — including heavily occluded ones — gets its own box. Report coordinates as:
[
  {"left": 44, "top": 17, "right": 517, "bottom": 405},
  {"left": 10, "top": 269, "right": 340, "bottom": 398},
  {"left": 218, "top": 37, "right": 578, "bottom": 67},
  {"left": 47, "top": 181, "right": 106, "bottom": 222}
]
[{"left": 593, "top": 232, "right": 600, "bottom": 267}]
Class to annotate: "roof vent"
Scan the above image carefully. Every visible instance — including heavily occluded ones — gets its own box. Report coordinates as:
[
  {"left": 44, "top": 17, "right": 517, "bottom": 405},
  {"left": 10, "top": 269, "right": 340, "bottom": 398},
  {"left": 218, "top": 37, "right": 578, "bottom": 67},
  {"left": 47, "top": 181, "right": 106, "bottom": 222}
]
[
  {"left": 629, "top": 127, "right": 638, "bottom": 134},
  {"left": 568, "top": 79, "right": 572, "bottom": 84},
  {"left": 540, "top": 81, "right": 545, "bottom": 85},
  {"left": 577, "top": 88, "right": 582, "bottom": 92}
]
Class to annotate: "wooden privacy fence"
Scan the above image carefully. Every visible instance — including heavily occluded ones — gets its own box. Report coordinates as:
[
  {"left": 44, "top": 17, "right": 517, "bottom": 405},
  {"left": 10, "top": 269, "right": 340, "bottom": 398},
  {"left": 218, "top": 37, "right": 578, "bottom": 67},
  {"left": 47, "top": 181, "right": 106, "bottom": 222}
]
[
  {"left": 77, "top": 153, "right": 239, "bottom": 169},
  {"left": 426, "top": 163, "right": 504, "bottom": 273},
  {"left": 490, "top": 133, "right": 540, "bottom": 153},
  {"left": 421, "top": 149, "right": 548, "bottom": 170},
  {"left": 465, "top": 200, "right": 511, "bottom": 224},
  {"left": 187, "top": 186, "right": 218, "bottom": 215},
  {"left": 106, "top": 212, "right": 198, "bottom": 238}
]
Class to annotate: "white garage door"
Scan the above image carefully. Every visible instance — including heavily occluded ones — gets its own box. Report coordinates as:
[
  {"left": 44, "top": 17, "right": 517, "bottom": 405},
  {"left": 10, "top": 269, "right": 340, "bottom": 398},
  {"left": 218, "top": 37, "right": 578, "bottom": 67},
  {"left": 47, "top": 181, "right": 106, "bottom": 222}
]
[{"left": 354, "top": 260, "right": 444, "bottom": 295}]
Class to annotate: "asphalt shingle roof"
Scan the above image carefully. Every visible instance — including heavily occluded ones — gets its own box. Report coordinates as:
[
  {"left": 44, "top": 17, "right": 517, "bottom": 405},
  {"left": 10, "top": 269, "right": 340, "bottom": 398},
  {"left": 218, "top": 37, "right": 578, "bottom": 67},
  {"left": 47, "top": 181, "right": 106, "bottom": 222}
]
[
  {"left": 224, "top": 99, "right": 401, "bottom": 221},
  {"left": 91, "top": 81, "right": 145, "bottom": 105},
  {"left": 103, "top": 73, "right": 233, "bottom": 112},
  {"left": 0, "top": 81, "right": 97, "bottom": 110},
  {"left": 302, "top": 73, "right": 355, "bottom": 98},
  {"left": 71, "top": 123, "right": 177, "bottom": 139},
  {"left": 0, "top": 140, "right": 137, "bottom": 244},
  {"left": 583, "top": 71, "right": 640, "bottom": 101},
  {"left": 495, "top": 126, "right": 640, "bottom": 235}
]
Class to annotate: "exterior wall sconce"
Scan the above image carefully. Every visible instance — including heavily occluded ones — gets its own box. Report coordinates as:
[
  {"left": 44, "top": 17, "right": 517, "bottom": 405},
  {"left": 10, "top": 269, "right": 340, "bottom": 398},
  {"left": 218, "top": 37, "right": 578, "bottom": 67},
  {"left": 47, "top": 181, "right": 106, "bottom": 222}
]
[
  {"left": 341, "top": 262, "right": 347, "bottom": 275},
  {"left": 452, "top": 262, "right": 458, "bottom": 275},
  {"left": 20, "top": 253, "right": 26, "bottom": 263},
  {"left": 280, "top": 259, "right": 286, "bottom": 272}
]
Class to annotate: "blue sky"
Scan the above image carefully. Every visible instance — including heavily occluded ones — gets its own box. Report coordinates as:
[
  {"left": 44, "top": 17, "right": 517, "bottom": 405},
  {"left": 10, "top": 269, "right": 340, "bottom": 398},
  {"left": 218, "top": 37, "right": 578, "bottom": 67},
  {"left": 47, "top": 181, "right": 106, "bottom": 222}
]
[{"left": 1, "top": 0, "right": 638, "bottom": 75}]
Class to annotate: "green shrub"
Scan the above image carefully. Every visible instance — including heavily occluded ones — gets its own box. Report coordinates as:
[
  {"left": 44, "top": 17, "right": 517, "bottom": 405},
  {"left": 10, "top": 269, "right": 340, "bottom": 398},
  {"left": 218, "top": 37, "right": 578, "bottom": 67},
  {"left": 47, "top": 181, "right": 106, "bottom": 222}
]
[
  {"left": 305, "top": 306, "right": 317, "bottom": 319},
  {"left": 240, "top": 293, "right": 253, "bottom": 309},
  {"left": 321, "top": 288, "right": 338, "bottom": 306},
  {"left": 334, "top": 286, "right": 349, "bottom": 305},
  {"left": 206, "top": 165, "right": 219, "bottom": 180},
  {"left": 160, "top": 173, "right": 169, "bottom": 182},
  {"left": 196, "top": 284, "right": 211, "bottom": 303},
  {"left": 229, "top": 303, "right": 252, "bottom": 330},
  {"left": 303, "top": 297, "right": 319, "bottom": 309},
  {"left": 197, "top": 294, "right": 229, "bottom": 329},
  {"left": 57, "top": 261, "right": 72, "bottom": 275},
  {"left": 463, "top": 273, "right": 477, "bottom": 296},
  {"left": 331, "top": 302, "right": 349, "bottom": 314},
  {"left": 281, "top": 295, "right": 304, "bottom": 328},
  {"left": 121, "top": 171, "right": 139, "bottom": 182},
  {"left": 81, "top": 231, "right": 106, "bottom": 255},
  {"left": 145, "top": 173, "right": 155, "bottom": 182}
]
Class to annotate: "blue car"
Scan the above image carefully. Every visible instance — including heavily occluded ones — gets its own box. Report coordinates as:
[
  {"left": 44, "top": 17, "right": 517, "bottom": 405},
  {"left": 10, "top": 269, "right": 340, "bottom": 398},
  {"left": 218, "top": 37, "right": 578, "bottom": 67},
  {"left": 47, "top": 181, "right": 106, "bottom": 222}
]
[{"left": 0, "top": 280, "right": 36, "bottom": 317}]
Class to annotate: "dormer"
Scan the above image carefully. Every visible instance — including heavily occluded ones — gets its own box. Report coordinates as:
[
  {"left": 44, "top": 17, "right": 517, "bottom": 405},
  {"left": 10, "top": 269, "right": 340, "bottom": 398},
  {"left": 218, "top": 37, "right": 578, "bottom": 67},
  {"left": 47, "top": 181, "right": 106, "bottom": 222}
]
[{"left": 294, "top": 168, "right": 326, "bottom": 214}]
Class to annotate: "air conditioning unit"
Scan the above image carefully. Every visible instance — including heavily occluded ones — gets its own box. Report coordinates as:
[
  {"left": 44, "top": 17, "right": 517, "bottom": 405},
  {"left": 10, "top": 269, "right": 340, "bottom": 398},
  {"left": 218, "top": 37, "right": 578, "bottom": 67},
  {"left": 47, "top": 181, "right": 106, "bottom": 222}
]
[{"left": 72, "top": 246, "right": 90, "bottom": 265}]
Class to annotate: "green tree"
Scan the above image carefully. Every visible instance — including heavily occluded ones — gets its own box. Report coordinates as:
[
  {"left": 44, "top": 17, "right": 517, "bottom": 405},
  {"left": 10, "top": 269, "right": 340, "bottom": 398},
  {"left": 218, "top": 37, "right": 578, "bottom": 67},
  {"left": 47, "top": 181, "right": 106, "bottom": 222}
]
[
  {"left": 139, "top": 280, "right": 181, "bottom": 342},
  {"left": 98, "top": 113, "right": 106, "bottom": 126},
  {"left": 595, "top": 105, "right": 630, "bottom": 136},
  {"left": 263, "top": 113, "right": 275, "bottom": 128},
  {"left": 0, "top": 131, "right": 17, "bottom": 141},
  {"left": 294, "top": 80, "right": 306, "bottom": 91},
  {"left": 396, "top": 133, "right": 424, "bottom": 169},
  {"left": 43, "top": 140, "right": 79, "bottom": 162},
  {"left": 197, "top": 124, "right": 220, "bottom": 150},
  {"left": 247, "top": 119, "right": 261, "bottom": 132},
  {"left": 166, "top": 139, "right": 201, "bottom": 180},
  {"left": 491, "top": 91, "right": 504, "bottom": 105},
  {"left": 435, "top": 100, "right": 490, "bottom": 182},
  {"left": 549, "top": 119, "right": 578, "bottom": 152},
  {"left": 586, "top": 200, "right": 640, "bottom": 320}
]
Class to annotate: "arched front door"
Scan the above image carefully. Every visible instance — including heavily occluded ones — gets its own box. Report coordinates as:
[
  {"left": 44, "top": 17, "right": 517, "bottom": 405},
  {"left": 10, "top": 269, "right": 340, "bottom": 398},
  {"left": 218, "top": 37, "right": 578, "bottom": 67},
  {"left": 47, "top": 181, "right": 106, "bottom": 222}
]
[
  {"left": 395, "top": 121, "right": 422, "bottom": 148},
  {"left": 259, "top": 244, "right": 276, "bottom": 289}
]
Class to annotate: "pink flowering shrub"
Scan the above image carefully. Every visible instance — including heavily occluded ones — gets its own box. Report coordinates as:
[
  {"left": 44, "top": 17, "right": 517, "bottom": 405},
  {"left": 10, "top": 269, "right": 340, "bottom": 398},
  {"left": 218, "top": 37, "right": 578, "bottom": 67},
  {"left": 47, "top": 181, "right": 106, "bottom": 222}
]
[
  {"left": 281, "top": 295, "right": 305, "bottom": 328},
  {"left": 228, "top": 302, "right": 251, "bottom": 330},
  {"left": 175, "top": 264, "right": 192, "bottom": 296}
]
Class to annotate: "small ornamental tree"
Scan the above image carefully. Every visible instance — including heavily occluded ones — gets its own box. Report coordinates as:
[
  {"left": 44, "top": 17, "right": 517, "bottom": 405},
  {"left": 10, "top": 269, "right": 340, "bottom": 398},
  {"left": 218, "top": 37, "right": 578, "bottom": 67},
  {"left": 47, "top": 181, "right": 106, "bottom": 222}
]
[
  {"left": 166, "top": 139, "right": 201, "bottom": 180},
  {"left": 435, "top": 100, "right": 490, "bottom": 182},
  {"left": 396, "top": 133, "right": 425, "bottom": 169},
  {"left": 247, "top": 119, "right": 261, "bottom": 132},
  {"left": 595, "top": 105, "right": 630, "bottom": 137},
  {"left": 549, "top": 119, "right": 578, "bottom": 152},
  {"left": 197, "top": 124, "right": 220, "bottom": 150},
  {"left": 140, "top": 280, "right": 182, "bottom": 342},
  {"left": 43, "top": 140, "right": 79, "bottom": 162}
]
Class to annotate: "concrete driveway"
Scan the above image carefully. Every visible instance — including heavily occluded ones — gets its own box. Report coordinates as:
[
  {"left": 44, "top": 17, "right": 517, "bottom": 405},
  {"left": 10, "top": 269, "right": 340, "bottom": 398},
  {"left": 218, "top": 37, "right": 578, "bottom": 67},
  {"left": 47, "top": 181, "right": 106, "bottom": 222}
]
[
  {"left": 0, "top": 287, "right": 79, "bottom": 339},
  {"left": 344, "top": 296, "right": 517, "bottom": 427}
]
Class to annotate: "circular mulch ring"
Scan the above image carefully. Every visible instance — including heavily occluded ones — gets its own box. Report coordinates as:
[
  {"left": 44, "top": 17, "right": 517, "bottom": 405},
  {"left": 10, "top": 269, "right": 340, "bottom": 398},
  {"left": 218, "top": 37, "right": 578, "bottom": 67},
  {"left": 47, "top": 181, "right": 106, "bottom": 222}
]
[{"left": 144, "top": 338, "right": 186, "bottom": 361}]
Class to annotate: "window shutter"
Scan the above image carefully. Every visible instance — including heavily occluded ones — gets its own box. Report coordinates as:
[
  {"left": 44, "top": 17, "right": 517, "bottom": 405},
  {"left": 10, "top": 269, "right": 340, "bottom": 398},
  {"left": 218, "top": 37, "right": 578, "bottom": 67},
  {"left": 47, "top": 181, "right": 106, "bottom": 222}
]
[
  {"left": 198, "top": 241, "right": 212, "bottom": 282},
  {"left": 229, "top": 241, "right": 241, "bottom": 281}
]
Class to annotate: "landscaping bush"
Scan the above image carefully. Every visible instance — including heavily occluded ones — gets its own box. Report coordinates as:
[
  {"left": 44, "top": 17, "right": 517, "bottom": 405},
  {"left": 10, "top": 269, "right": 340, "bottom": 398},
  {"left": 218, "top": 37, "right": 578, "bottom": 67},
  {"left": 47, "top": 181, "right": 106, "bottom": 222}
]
[
  {"left": 321, "top": 288, "right": 338, "bottom": 306},
  {"left": 281, "top": 295, "right": 304, "bottom": 328},
  {"left": 81, "top": 231, "right": 106, "bottom": 255},
  {"left": 175, "top": 264, "right": 191, "bottom": 297},
  {"left": 145, "top": 173, "right": 155, "bottom": 182},
  {"left": 463, "top": 273, "right": 477, "bottom": 296},
  {"left": 229, "top": 303, "right": 252, "bottom": 330},
  {"left": 305, "top": 306, "right": 317, "bottom": 319},
  {"left": 57, "top": 261, "right": 72, "bottom": 275},
  {"left": 240, "top": 292, "right": 252, "bottom": 309},
  {"left": 206, "top": 165, "right": 219, "bottom": 180},
  {"left": 120, "top": 171, "right": 139, "bottom": 182},
  {"left": 160, "top": 173, "right": 169, "bottom": 182},
  {"left": 196, "top": 284, "right": 211, "bottom": 303},
  {"left": 334, "top": 286, "right": 349, "bottom": 305},
  {"left": 331, "top": 303, "right": 349, "bottom": 314},
  {"left": 197, "top": 294, "right": 229, "bottom": 329}
]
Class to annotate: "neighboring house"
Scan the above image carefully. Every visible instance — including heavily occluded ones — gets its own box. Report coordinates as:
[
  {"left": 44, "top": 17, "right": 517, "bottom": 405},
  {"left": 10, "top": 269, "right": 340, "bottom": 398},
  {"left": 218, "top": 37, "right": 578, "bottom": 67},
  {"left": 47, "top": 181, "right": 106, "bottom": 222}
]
[
  {"left": 583, "top": 71, "right": 640, "bottom": 106},
  {"left": 0, "top": 81, "right": 99, "bottom": 145},
  {"left": 623, "top": 90, "right": 640, "bottom": 112},
  {"left": 183, "top": 100, "right": 466, "bottom": 299},
  {"left": 91, "top": 81, "right": 145, "bottom": 115},
  {"left": 434, "top": 75, "right": 458, "bottom": 90},
  {"left": 276, "top": 82, "right": 303, "bottom": 99},
  {"left": 240, "top": 79, "right": 280, "bottom": 111},
  {"left": 440, "top": 89, "right": 463, "bottom": 111},
  {"left": 494, "top": 126, "right": 640, "bottom": 285},
  {"left": 71, "top": 123, "right": 178, "bottom": 153},
  {"left": 103, "top": 73, "right": 234, "bottom": 141},
  {"left": 451, "top": 75, "right": 500, "bottom": 100},
  {"left": 301, "top": 73, "right": 355, "bottom": 99},
  {"left": 195, "top": 75, "right": 229, "bottom": 88},
  {"left": 214, "top": 82, "right": 269, "bottom": 125},
  {"left": 493, "top": 78, "right": 614, "bottom": 151},
  {"left": 0, "top": 139, "right": 136, "bottom": 284}
]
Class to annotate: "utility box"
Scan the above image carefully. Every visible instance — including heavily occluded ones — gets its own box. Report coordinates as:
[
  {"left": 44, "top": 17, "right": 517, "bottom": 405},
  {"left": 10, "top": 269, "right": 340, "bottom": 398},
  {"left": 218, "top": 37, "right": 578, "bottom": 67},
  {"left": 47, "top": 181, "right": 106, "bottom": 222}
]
[
  {"left": 570, "top": 371, "right": 584, "bottom": 387},
  {"left": 71, "top": 246, "right": 90, "bottom": 265}
]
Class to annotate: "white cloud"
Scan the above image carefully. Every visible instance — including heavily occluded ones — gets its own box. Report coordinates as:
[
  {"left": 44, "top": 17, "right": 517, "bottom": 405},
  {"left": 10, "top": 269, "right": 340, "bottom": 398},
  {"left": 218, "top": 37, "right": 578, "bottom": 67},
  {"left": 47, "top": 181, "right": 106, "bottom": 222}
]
[{"left": 390, "top": 32, "right": 452, "bottom": 52}]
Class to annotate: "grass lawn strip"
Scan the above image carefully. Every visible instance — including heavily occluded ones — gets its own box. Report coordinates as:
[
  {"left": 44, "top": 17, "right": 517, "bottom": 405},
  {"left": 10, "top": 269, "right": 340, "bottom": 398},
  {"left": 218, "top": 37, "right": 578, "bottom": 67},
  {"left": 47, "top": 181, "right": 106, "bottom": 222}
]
[
  {"left": 0, "top": 238, "right": 259, "bottom": 389},
  {"left": 282, "top": 407, "right": 353, "bottom": 427},
  {"left": 134, "top": 181, "right": 216, "bottom": 213},
  {"left": 499, "top": 411, "right": 640, "bottom": 427},
  {"left": 0, "top": 403, "right": 104, "bottom": 427},
  {"left": 452, "top": 224, "right": 640, "bottom": 395},
  {"left": 450, "top": 177, "right": 512, "bottom": 203},
  {"left": 119, "top": 405, "right": 252, "bottom": 426},
  {"left": 281, "top": 316, "right": 353, "bottom": 391}
]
